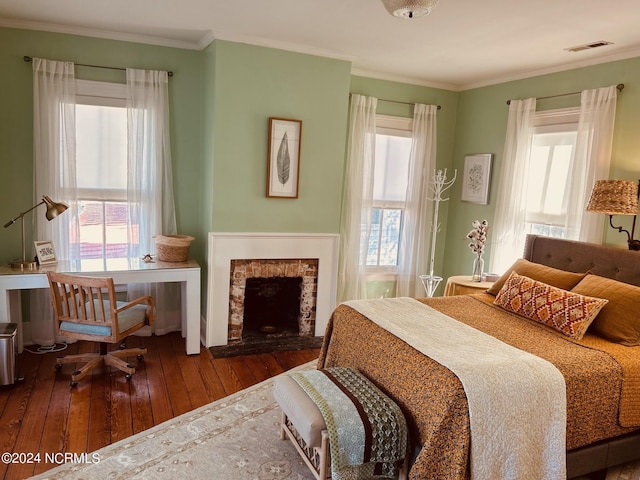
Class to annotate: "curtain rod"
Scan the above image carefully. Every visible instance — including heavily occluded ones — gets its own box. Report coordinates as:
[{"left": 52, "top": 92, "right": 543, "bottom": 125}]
[
  {"left": 350, "top": 93, "right": 441, "bottom": 110},
  {"left": 506, "top": 83, "right": 623, "bottom": 105},
  {"left": 23, "top": 56, "right": 174, "bottom": 77}
]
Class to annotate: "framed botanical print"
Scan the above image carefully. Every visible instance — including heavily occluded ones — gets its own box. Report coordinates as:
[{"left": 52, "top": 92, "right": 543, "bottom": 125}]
[
  {"left": 267, "top": 117, "right": 302, "bottom": 198},
  {"left": 461, "top": 154, "right": 493, "bottom": 204}
]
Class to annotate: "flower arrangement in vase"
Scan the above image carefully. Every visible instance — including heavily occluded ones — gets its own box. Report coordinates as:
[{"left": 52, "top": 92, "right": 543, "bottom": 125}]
[{"left": 467, "top": 219, "right": 489, "bottom": 282}]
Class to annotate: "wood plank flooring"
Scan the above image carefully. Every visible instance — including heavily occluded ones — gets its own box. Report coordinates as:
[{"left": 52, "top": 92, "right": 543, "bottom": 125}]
[{"left": 0, "top": 333, "right": 320, "bottom": 480}]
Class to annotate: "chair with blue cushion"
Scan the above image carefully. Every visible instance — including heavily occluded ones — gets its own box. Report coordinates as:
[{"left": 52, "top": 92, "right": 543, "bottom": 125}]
[{"left": 47, "top": 272, "right": 155, "bottom": 387}]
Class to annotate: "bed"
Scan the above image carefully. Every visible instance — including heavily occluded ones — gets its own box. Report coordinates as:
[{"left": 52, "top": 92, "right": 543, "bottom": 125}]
[{"left": 318, "top": 234, "right": 640, "bottom": 479}]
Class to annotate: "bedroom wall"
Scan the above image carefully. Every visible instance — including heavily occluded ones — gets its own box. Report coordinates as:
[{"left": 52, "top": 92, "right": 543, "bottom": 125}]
[
  {"left": 204, "top": 40, "right": 351, "bottom": 234},
  {"left": 2, "top": 24, "right": 640, "bottom": 323},
  {"left": 445, "top": 57, "right": 640, "bottom": 281}
]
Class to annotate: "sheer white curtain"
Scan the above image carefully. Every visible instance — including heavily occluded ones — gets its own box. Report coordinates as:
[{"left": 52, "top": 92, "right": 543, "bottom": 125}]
[
  {"left": 337, "top": 95, "right": 377, "bottom": 303},
  {"left": 126, "top": 68, "right": 180, "bottom": 335},
  {"left": 396, "top": 104, "right": 437, "bottom": 297},
  {"left": 31, "top": 58, "right": 80, "bottom": 346},
  {"left": 567, "top": 85, "right": 618, "bottom": 242},
  {"left": 490, "top": 98, "right": 536, "bottom": 275}
]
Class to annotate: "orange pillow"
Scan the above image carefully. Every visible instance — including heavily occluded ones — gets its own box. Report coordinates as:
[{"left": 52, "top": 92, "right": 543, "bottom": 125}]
[
  {"left": 486, "top": 258, "right": 588, "bottom": 296},
  {"left": 494, "top": 272, "right": 608, "bottom": 340},
  {"left": 571, "top": 274, "right": 640, "bottom": 346}
]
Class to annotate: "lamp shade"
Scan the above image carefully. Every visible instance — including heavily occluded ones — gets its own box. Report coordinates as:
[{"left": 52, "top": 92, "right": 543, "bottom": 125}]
[
  {"left": 380, "top": 0, "right": 439, "bottom": 18},
  {"left": 43, "top": 195, "right": 68, "bottom": 220},
  {"left": 586, "top": 180, "right": 639, "bottom": 216}
]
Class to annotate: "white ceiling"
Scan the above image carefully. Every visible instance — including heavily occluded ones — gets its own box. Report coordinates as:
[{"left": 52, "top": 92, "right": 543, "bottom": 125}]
[{"left": 1, "top": 0, "right": 640, "bottom": 90}]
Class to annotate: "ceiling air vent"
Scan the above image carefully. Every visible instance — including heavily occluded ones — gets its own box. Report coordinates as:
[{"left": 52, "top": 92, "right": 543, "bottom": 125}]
[{"left": 565, "top": 41, "right": 613, "bottom": 52}]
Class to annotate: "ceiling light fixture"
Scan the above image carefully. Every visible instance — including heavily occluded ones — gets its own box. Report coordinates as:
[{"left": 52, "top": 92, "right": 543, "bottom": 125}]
[{"left": 380, "top": 0, "right": 439, "bottom": 19}]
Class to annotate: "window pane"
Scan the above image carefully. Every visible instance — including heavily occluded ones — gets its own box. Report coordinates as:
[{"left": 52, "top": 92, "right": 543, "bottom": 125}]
[
  {"left": 366, "top": 209, "right": 381, "bottom": 266},
  {"left": 525, "top": 130, "right": 576, "bottom": 227},
  {"left": 77, "top": 201, "right": 105, "bottom": 259},
  {"left": 74, "top": 201, "right": 135, "bottom": 259},
  {"left": 378, "top": 209, "right": 401, "bottom": 266},
  {"left": 374, "top": 135, "right": 412, "bottom": 203},
  {"left": 365, "top": 208, "right": 402, "bottom": 267},
  {"left": 76, "top": 104, "right": 127, "bottom": 190}
]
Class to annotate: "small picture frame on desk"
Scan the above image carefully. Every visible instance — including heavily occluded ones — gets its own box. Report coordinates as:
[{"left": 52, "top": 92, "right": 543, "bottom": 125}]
[{"left": 34, "top": 240, "right": 57, "bottom": 266}]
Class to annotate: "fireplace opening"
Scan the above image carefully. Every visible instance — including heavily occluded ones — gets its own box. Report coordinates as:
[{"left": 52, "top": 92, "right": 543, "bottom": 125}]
[{"left": 243, "top": 277, "right": 302, "bottom": 338}]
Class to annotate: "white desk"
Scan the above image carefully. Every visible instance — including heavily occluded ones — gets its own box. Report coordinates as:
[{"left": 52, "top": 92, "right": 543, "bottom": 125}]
[{"left": 0, "top": 258, "right": 201, "bottom": 355}]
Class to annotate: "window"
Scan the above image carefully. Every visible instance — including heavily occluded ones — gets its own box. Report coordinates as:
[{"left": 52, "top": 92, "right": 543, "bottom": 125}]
[
  {"left": 364, "top": 115, "right": 412, "bottom": 269},
  {"left": 73, "top": 80, "right": 132, "bottom": 260},
  {"left": 524, "top": 109, "right": 579, "bottom": 239}
]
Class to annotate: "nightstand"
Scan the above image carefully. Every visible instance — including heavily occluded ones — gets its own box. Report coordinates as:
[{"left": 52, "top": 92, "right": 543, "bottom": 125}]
[{"left": 444, "top": 275, "right": 494, "bottom": 296}]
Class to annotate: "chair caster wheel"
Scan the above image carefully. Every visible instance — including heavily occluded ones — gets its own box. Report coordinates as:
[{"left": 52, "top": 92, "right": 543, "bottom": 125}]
[
  {"left": 70, "top": 381, "right": 78, "bottom": 388},
  {"left": 125, "top": 374, "right": 132, "bottom": 381}
]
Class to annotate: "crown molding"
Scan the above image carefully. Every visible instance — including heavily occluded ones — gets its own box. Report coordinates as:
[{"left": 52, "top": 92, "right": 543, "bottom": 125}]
[
  {"left": 0, "top": 18, "right": 205, "bottom": 50},
  {"left": 459, "top": 46, "right": 640, "bottom": 91},
  {"left": 212, "top": 32, "right": 354, "bottom": 63},
  {"left": 350, "top": 67, "right": 459, "bottom": 91}
]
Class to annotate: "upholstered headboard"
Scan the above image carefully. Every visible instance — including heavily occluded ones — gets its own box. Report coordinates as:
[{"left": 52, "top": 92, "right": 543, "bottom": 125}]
[{"left": 523, "top": 234, "right": 640, "bottom": 287}]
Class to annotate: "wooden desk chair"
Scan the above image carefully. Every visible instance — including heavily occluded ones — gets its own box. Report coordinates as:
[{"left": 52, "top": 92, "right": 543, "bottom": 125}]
[{"left": 47, "top": 272, "right": 155, "bottom": 387}]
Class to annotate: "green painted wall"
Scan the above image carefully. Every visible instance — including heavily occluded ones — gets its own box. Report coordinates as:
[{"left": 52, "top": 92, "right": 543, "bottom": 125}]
[
  {"left": 0, "top": 27, "right": 206, "bottom": 268},
  {"left": 445, "top": 58, "right": 640, "bottom": 281},
  {"left": 209, "top": 41, "right": 351, "bottom": 234}
]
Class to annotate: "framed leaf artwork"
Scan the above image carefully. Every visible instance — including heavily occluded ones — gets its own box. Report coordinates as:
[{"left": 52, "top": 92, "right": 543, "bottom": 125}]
[{"left": 267, "top": 117, "right": 302, "bottom": 198}]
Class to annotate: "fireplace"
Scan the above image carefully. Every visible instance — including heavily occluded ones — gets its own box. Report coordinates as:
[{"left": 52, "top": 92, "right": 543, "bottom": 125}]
[
  {"left": 206, "top": 233, "right": 339, "bottom": 347},
  {"left": 228, "top": 258, "right": 319, "bottom": 342},
  {"left": 243, "top": 277, "right": 301, "bottom": 336}
]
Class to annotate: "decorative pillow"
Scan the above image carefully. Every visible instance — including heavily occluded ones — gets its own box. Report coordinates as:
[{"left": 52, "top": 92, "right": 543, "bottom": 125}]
[
  {"left": 571, "top": 274, "right": 640, "bottom": 346},
  {"left": 494, "top": 272, "right": 608, "bottom": 340},
  {"left": 486, "top": 258, "right": 588, "bottom": 296}
]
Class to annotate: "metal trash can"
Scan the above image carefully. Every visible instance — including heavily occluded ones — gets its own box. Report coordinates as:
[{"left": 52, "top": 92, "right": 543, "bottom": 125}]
[{"left": 0, "top": 323, "right": 17, "bottom": 386}]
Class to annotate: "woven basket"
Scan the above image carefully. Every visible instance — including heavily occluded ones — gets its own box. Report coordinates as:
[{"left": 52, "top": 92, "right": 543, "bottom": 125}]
[{"left": 153, "top": 234, "right": 194, "bottom": 262}]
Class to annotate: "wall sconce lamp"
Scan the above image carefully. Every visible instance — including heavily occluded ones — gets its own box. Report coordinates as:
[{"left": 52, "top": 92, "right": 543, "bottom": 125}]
[
  {"left": 586, "top": 179, "right": 640, "bottom": 251},
  {"left": 3, "top": 195, "right": 68, "bottom": 269}
]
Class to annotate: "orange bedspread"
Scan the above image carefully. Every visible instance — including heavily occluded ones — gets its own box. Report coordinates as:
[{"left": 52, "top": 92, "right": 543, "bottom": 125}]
[{"left": 318, "top": 294, "right": 640, "bottom": 480}]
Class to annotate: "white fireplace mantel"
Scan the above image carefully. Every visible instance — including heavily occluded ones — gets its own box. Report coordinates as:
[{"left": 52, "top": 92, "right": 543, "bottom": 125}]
[{"left": 204, "top": 233, "right": 340, "bottom": 347}]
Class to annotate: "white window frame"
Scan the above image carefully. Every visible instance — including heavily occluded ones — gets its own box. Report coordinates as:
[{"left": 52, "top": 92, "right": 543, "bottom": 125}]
[
  {"left": 365, "top": 115, "right": 413, "bottom": 274},
  {"left": 525, "top": 107, "right": 580, "bottom": 237},
  {"left": 74, "top": 80, "right": 131, "bottom": 260}
]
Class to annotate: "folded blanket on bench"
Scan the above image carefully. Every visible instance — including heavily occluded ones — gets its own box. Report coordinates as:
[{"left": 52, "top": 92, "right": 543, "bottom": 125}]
[{"left": 290, "top": 367, "right": 407, "bottom": 480}]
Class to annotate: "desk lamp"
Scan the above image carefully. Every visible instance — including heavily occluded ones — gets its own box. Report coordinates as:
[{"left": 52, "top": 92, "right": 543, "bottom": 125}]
[
  {"left": 3, "top": 195, "right": 68, "bottom": 269},
  {"left": 586, "top": 179, "right": 640, "bottom": 251}
]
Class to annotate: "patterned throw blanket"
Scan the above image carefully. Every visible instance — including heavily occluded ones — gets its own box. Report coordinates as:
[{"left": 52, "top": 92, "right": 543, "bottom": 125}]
[{"left": 290, "top": 367, "right": 408, "bottom": 480}]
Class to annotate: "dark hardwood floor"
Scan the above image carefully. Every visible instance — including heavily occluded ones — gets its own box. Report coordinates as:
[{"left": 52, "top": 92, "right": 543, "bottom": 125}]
[{"left": 0, "top": 332, "right": 320, "bottom": 480}]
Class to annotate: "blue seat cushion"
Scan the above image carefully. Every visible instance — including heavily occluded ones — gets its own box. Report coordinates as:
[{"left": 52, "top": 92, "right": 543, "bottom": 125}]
[{"left": 60, "top": 300, "right": 148, "bottom": 337}]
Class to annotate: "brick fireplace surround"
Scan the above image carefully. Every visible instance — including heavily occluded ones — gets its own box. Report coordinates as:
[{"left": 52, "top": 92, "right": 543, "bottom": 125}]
[
  {"left": 228, "top": 258, "right": 319, "bottom": 341},
  {"left": 205, "top": 233, "right": 340, "bottom": 347}
]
